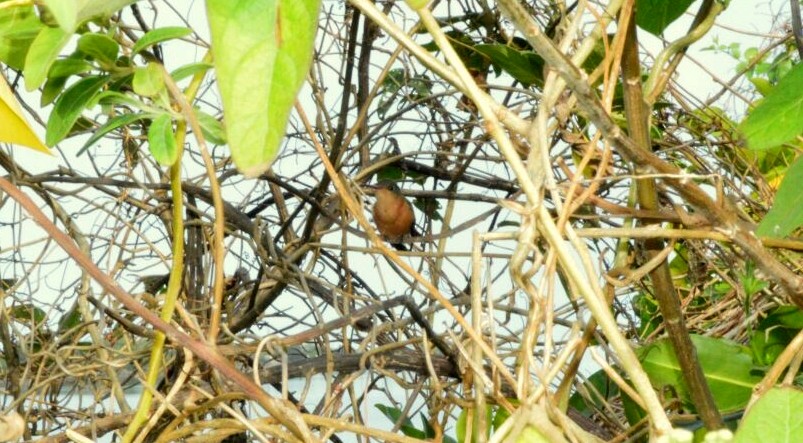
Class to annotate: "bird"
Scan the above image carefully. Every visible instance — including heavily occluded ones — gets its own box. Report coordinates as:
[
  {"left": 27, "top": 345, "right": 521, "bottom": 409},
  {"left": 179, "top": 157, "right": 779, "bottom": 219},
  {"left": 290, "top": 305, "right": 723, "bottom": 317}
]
[{"left": 370, "top": 180, "right": 417, "bottom": 250}]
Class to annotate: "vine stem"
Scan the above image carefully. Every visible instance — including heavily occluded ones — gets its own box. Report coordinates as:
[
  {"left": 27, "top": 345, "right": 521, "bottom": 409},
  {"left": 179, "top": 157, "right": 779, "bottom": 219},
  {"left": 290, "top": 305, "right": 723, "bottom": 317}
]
[
  {"left": 123, "top": 141, "right": 185, "bottom": 442},
  {"left": 158, "top": 57, "right": 227, "bottom": 346}
]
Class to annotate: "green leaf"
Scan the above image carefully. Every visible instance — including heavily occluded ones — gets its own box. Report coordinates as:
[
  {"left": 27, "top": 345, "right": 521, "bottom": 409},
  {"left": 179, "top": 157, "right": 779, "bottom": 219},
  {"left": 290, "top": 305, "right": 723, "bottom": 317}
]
[
  {"left": 620, "top": 383, "right": 648, "bottom": 427},
  {"left": 413, "top": 197, "right": 442, "bottom": 220},
  {"left": 473, "top": 44, "right": 543, "bottom": 87},
  {"left": 741, "top": 63, "right": 803, "bottom": 150},
  {"left": 0, "top": 4, "right": 44, "bottom": 70},
  {"left": 10, "top": 303, "right": 47, "bottom": 324},
  {"left": 733, "top": 387, "right": 803, "bottom": 443},
  {"left": 94, "top": 90, "right": 150, "bottom": 110},
  {"left": 170, "top": 62, "right": 213, "bottom": 82},
  {"left": 751, "top": 323, "right": 796, "bottom": 366},
  {"left": 132, "top": 62, "right": 165, "bottom": 97},
  {"left": 635, "top": 0, "right": 695, "bottom": 36},
  {"left": 569, "top": 369, "right": 620, "bottom": 415},
  {"left": 749, "top": 77, "right": 773, "bottom": 97},
  {"left": 57, "top": 302, "right": 84, "bottom": 333},
  {"left": 456, "top": 408, "right": 467, "bottom": 443},
  {"left": 207, "top": 0, "right": 321, "bottom": 177},
  {"left": 46, "top": 75, "right": 110, "bottom": 146},
  {"left": 419, "top": 412, "right": 435, "bottom": 438},
  {"left": 760, "top": 305, "right": 803, "bottom": 329},
  {"left": 49, "top": 58, "right": 94, "bottom": 79},
  {"left": 41, "top": 58, "right": 94, "bottom": 106},
  {"left": 41, "top": 76, "right": 69, "bottom": 107},
  {"left": 75, "top": 0, "right": 139, "bottom": 25},
  {"left": 377, "top": 69, "right": 404, "bottom": 118},
  {"left": 77, "top": 33, "right": 120, "bottom": 66},
  {"left": 492, "top": 406, "right": 511, "bottom": 431},
  {"left": 132, "top": 26, "right": 192, "bottom": 55},
  {"left": 637, "top": 334, "right": 762, "bottom": 413},
  {"left": 196, "top": 110, "right": 226, "bottom": 145},
  {"left": 456, "top": 406, "right": 493, "bottom": 443},
  {"left": 23, "top": 26, "right": 72, "bottom": 91},
  {"left": 78, "top": 112, "right": 155, "bottom": 156},
  {"left": 148, "top": 113, "right": 178, "bottom": 165},
  {"left": 41, "top": 0, "right": 78, "bottom": 32},
  {"left": 633, "top": 292, "right": 661, "bottom": 338},
  {"left": 739, "top": 261, "right": 768, "bottom": 297},
  {"left": 751, "top": 305, "right": 803, "bottom": 365},
  {"left": 756, "top": 156, "right": 803, "bottom": 237},
  {"left": 375, "top": 404, "right": 426, "bottom": 439}
]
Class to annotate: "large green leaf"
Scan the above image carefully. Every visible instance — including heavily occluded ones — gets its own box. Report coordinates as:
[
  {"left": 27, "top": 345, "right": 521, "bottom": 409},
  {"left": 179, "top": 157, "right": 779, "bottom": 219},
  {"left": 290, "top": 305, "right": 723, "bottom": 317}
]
[
  {"left": 206, "top": 0, "right": 321, "bottom": 177},
  {"left": 23, "top": 26, "right": 72, "bottom": 91},
  {"left": 756, "top": 155, "right": 803, "bottom": 237},
  {"left": 43, "top": 0, "right": 139, "bottom": 33},
  {"left": 635, "top": 0, "right": 695, "bottom": 36},
  {"left": 0, "top": 4, "right": 43, "bottom": 70},
  {"left": 41, "top": 0, "right": 79, "bottom": 32},
  {"left": 46, "top": 75, "right": 110, "bottom": 146},
  {"left": 733, "top": 387, "right": 803, "bottom": 443},
  {"left": 637, "top": 334, "right": 761, "bottom": 413},
  {"left": 740, "top": 63, "right": 803, "bottom": 150},
  {"left": 75, "top": 0, "right": 139, "bottom": 25}
]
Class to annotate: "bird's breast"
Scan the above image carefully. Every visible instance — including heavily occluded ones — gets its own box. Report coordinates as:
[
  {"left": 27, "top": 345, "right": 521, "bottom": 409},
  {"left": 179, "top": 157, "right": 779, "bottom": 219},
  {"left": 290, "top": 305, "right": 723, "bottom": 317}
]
[{"left": 373, "top": 198, "right": 414, "bottom": 237}]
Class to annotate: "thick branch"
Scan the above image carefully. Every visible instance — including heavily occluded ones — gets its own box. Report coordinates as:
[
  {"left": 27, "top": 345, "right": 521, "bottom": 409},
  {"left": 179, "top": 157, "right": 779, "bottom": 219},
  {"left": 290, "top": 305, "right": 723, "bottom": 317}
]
[{"left": 621, "top": 15, "right": 723, "bottom": 430}]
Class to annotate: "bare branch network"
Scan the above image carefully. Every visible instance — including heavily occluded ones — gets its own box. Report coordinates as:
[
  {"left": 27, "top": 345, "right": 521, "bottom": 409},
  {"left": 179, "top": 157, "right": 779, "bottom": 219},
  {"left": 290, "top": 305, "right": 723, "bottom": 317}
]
[{"left": 0, "top": 1, "right": 797, "bottom": 441}]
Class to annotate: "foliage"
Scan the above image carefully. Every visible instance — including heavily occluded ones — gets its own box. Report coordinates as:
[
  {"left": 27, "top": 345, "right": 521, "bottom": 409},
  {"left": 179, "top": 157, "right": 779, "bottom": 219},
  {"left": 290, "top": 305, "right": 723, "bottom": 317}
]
[
  {"left": 635, "top": 0, "right": 696, "bottom": 36},
  {"left": 0, "top": 0, "right": 801, "bottom": 442},
  {"left": 638, "top": 335, "right": 762, "bottom": 413},
  {"left": 206, "top": 0, "right": 321, "bottom": 177},
  {"left": 732, "top": 387, "right": 803, "bottom": 442}
]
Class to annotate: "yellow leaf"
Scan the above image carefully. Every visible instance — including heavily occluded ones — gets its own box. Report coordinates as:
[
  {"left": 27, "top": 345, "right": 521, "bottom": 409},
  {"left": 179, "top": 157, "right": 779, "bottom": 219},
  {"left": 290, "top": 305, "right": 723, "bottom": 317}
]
[{"left": 0, "top": 73, "right": 51, "bottom": 154}]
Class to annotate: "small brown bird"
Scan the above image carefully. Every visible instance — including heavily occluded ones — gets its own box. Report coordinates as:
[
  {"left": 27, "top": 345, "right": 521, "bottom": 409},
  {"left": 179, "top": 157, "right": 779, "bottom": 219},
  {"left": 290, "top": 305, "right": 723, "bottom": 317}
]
[{"left": 370, "top": 181, "right": 417, "bottom": 250}]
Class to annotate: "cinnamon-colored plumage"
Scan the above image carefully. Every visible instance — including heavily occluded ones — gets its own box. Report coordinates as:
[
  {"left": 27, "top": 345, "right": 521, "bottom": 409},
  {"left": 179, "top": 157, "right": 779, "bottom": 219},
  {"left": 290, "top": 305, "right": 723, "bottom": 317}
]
[{"left": 371, "top": 181, "right": 416, "bottom": 250}]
